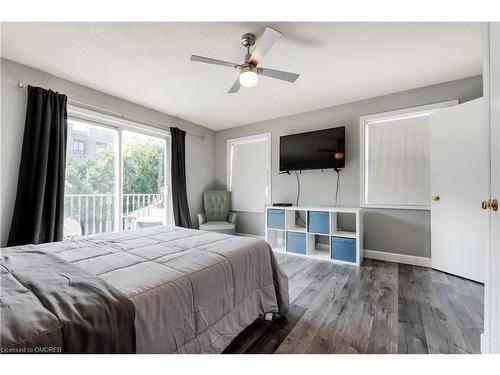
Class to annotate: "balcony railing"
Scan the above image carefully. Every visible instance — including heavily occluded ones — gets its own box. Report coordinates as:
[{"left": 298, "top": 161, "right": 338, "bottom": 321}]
[{"left": 64, "top": 193, "right": 166, "bottom": 238}]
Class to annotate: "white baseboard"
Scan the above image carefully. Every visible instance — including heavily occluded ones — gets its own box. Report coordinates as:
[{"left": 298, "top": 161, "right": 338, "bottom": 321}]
[{"left": 363, "top": 249, "right": 431, "bottom": 267}]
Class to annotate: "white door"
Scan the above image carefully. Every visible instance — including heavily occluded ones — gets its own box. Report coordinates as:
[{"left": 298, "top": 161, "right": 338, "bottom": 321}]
[{"left": 430, "top": 98, "right": 487, "bottom": 283}]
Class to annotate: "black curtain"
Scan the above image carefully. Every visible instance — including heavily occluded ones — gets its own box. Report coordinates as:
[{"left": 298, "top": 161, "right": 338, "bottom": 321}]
[
  {"left": 8, "top": 86, "right": 68, "bottom": 246},
  {"left": 170, "top": 127, "right": 193, "bottom": 228}
]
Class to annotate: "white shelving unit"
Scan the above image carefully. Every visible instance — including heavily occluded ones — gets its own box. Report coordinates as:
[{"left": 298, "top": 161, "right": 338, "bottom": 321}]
[{"left": 265, "top": 206, "right": 363, "bottom": 266}]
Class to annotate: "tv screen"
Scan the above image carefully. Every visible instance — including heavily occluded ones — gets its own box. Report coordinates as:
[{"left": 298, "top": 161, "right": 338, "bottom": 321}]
[{"left": 279, "top": 127, "right": 345, "bottom": 172}]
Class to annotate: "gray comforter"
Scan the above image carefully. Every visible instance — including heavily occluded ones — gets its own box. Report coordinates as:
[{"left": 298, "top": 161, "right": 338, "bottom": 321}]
[
  {"left": 1, "top": 226, "right": 289, "bottom": 353},
  {"left": 1, "top": 247, "right": 136, "bottom": 353}
]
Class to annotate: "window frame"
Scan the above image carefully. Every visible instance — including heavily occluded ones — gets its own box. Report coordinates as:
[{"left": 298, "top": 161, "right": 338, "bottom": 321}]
[
  {"left": 95, "top": 141, "right": 109, "bottom": 151},
  {"left": 359, "top": 100, "right": 458, "bottom": 210},
  {"left": 66, "top": 104, "right": 172, "bottom": 235},
  {"left": 226, "top": 132, "right": 272, "bottom": 213},
  {"left": 72, "top": 138, "right": 85, "bottom": 155}
]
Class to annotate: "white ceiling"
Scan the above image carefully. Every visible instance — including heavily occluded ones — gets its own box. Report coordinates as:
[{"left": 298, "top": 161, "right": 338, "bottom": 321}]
[{"left": 1, "top": 22, "right": 482, "bottom": 130}]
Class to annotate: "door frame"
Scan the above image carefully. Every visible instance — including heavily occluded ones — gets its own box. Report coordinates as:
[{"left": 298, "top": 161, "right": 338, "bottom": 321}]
[{"left": 482, "top": 22, "right": 500, "bottom": 354}]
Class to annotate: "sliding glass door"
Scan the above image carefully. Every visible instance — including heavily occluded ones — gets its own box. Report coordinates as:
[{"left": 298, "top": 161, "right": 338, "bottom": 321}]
[
  {"left": 64, "top": 119, "right": 119, "bottom": 237},
  {"left": 122, "top": 131, "right": 167, "bottom": 230},
  {"left": 63, "top": 111, "right": 169, "bottom": 239}
]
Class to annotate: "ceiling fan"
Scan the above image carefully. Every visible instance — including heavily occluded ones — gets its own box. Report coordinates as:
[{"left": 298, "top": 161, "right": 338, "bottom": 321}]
[{"left": 190, "top": 26, "right": 300, "bottom": 93}]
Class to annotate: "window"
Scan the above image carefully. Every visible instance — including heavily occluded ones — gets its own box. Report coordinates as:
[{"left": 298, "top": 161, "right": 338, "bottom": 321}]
[
  {"left": 72, "top": 139, "right": 85, "bottom": 155},
  {"left": 360, "top": 100, "right": 457, "bottom": 209},
  {"left": 95, "top": 141, "right": 109, "bottom": 151},
  {"left": 63, "top": 105, "right": 170, "bottom": 239},
  {"left": 227, "top": 133, "right": 271, "bottom": 213}
]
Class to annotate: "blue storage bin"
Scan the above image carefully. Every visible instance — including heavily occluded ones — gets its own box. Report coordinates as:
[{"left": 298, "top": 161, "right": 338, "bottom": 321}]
[
  {"left": 308, "top": 211, "right": 330, "bottom": 234},
  {"left": 267, "top": 209, "right": 285, "bottom": 230},
  {"left": 331, "top": 236, "right": 357, "bottom": 263},
  {"left": 287, "top": 232, "right": 306, "bottom": 255}
]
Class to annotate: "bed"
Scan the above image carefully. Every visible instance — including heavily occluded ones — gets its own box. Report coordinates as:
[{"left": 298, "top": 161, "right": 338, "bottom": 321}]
[{"left": 0, "top": 226, "right": 289, "bottom": 353}]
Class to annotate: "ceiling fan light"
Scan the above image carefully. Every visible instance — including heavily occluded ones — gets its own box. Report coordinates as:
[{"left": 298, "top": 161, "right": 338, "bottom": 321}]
[{"left": 239, "top": 66, "right": 259, "bottom": 88}]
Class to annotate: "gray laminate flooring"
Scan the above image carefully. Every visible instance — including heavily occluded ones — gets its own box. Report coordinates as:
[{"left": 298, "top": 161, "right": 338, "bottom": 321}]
[{"left": 224, "top": 254, "right": 484, "bottom": 354}]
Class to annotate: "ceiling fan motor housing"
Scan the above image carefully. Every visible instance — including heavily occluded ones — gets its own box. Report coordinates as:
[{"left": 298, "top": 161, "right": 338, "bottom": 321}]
[{"left": 240, "top": 64, "right": 258, "bottom": 75}]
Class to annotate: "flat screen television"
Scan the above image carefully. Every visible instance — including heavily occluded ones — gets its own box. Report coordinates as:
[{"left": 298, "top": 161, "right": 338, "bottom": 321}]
[{"left": 279, "top": 126, "right": 345, "bottom": 172}]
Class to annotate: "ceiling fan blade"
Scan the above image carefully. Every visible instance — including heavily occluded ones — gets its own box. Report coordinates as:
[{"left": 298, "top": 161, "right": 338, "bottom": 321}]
[
  {"left": 190, "top": 55, "right": 239, "bottom": 69},
  {"left": 249, "top": 27, "right": 282, "bottom": 64},
  {"left": 259, "top": 67, "right": 300, "bottom": 83},
  {"left": 228, "top": 79, "right": 241, "bottom": 94}
]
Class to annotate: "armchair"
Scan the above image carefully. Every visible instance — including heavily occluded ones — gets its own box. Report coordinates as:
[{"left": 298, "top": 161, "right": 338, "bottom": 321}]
[{"left": 198, "top": 190, "right": 237, "bottom": 234}]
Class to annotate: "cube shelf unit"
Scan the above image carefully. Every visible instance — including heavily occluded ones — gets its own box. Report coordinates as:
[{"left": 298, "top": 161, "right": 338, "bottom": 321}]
[{"left": 265, "top": 206, "right": 363, "bottom": 266}]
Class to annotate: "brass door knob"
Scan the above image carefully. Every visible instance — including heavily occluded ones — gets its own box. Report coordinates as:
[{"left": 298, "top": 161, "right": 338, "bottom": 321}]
[
  {"left": 431, "top": 194, "right": 440, "bottom": 202},
  {"left": 481, "top": 199, "right": 498, "bottom": 211},
  {"left": 492, "top": 199, "right": 498, "bottom": 211}
]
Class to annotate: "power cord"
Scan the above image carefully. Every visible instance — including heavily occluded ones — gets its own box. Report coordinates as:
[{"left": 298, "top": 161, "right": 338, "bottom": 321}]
[
  {"left": 294, "top": 171, "right": 300, "bottom": 206},
  {"left": 294, "top": 171, "right": 306, "bottom": 226},
  {"left": 334, "top": 169, "right": 340, "bottom": 207}
]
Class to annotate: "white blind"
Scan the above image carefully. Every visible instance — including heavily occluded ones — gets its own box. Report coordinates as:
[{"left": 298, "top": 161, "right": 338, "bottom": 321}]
[
  {"left": 229, "top": 135, "right": 270, "bottom": 213},
  {"left": 364, "top": 115, "right": 430, "bottom": 206}
]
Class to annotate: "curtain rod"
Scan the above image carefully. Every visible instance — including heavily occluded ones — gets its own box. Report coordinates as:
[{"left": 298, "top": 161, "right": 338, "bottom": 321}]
[{"left": 17, "top": 82, "right": 207, "bottom": 140}]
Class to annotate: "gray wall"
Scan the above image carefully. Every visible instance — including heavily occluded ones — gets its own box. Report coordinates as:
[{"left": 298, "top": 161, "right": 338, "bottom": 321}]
[
  {"left": 0, "top": 57, "right": 483, "bottom": 257},
  {"left": 0, "top": 58, "right": 216, "bottom": 246},
  {"left": 215, "top": 76, "right": 483, "bottom": 258}
]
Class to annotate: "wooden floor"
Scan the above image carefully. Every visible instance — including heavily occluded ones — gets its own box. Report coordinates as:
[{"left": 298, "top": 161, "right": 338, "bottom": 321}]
[{"left": 224, "top": 254, "right": 484, "bottom": 354}]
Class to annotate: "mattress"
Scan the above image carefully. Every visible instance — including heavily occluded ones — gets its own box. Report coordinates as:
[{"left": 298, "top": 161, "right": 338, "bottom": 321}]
[{"left": 1, "top": 226, "right": 289, "bottom": 353}]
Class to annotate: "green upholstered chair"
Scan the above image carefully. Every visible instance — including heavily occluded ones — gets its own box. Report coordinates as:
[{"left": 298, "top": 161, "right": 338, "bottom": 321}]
[{"left": 197, "top": 190, "right": 237, "bottom": 234}]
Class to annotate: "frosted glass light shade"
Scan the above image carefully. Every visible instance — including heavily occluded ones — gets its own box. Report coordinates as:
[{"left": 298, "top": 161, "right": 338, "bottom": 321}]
[{"left": 239, "top": 70, "right": 259, "bottom": 87}]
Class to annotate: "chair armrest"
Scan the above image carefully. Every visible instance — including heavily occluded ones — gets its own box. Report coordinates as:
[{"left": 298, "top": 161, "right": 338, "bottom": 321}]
[
  {"left": 197, "top": 213, "right": 207, "bottom": 225},
  {"left": 228, "top": 212, "right": 238, "bottom": 226}
]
